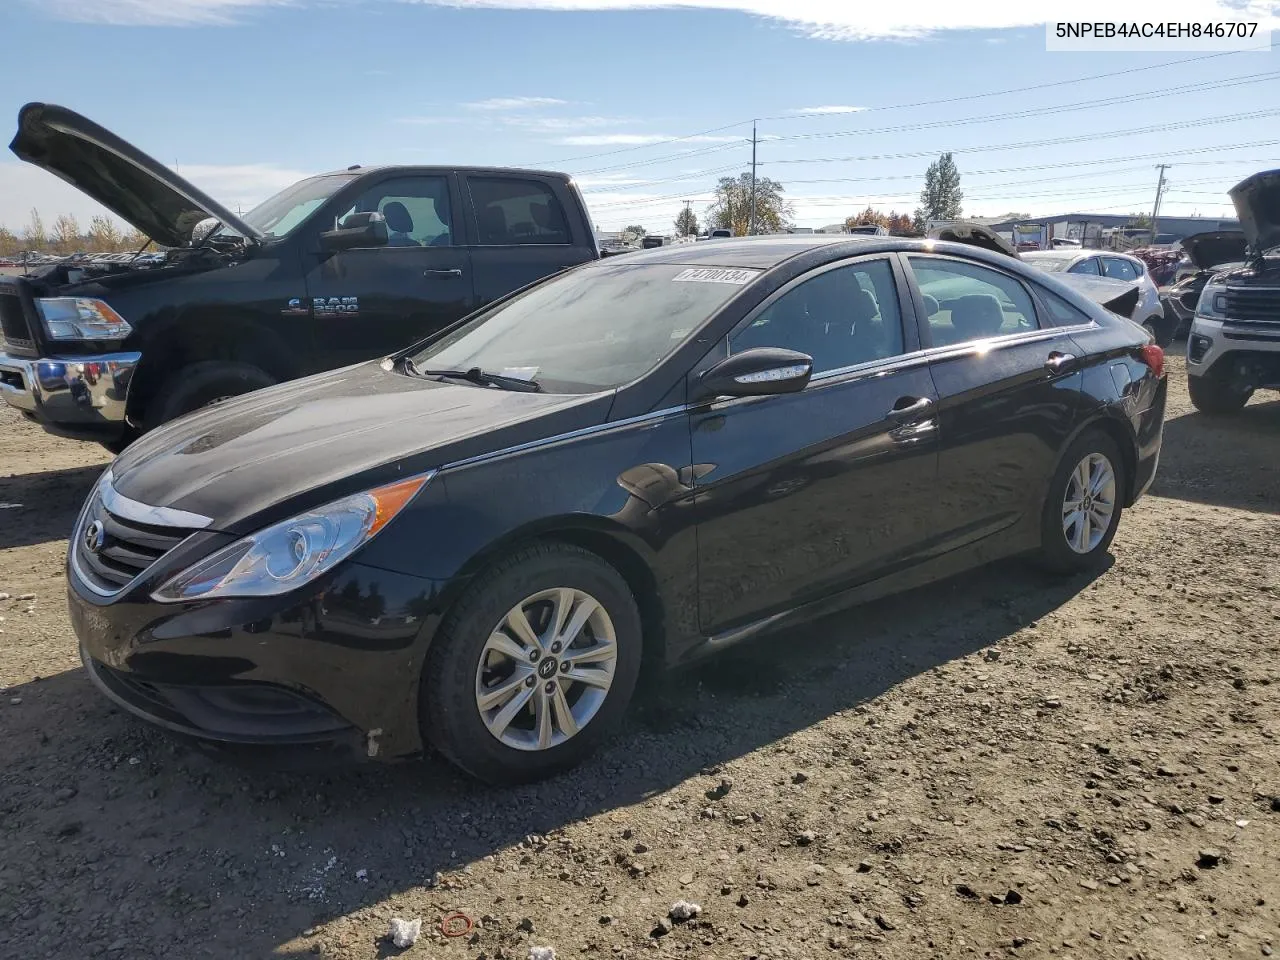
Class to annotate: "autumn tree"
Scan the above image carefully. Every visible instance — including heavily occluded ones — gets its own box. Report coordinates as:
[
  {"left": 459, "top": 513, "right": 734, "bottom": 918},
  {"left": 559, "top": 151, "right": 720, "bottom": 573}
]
[
  {"left": 87, "top": 215, "right": 123, "bottom": 252},
  {"left": 121, "top": 227, "right": 151, "bottom": 251},
  {"left": 0, "top": 226, "right": 18, "bottom": 256},
  {"left": 845, "top": 207, "right": 889, "bottom": 232},
  {"left": 50, "top": 214, "right": 82, "bottom": 254},
  {"left": 913, "top": 152, "right": 963, "bottom": 231},
  {"left": 23, "top": 208, "right": 46, "bottom": 252},
  {"left": 674, "top": 206, "right": 698, "bottom": 237},
  {"left": 706, "top": 172, "right": 793, "bottom": 236}
]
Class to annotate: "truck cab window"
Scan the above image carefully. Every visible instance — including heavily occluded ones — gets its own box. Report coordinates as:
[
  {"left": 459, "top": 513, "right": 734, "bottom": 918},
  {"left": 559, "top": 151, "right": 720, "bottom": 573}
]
[
  {"left": 341, "top": 176, "right": 453, "bottom": 247},
  {"left": 468, "top": 178, "right": 571, "bottom": 245}
]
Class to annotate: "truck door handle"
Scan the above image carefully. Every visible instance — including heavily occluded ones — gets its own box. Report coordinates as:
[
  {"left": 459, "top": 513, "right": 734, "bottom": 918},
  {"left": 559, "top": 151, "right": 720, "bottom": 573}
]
[
  {"left": 425, "top": 268, "right": 463, "bottom": 278},
  {"left": 1045, "top": 351, "right": 1077, "bottom": 372},
  {"left": 888, "top": 396, "right": 934, "bottom": 422}
]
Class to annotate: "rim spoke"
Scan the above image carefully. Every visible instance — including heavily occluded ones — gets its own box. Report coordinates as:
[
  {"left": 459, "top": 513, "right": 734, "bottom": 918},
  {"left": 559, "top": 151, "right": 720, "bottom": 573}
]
[
  {"left": 485, "top": 630, "right": 529, "bottom": 663},
  {"left": 556, "top": 595, "right": 599, "bottom": 646},
  {"left": 563, "top": 641, "right": 614, "bottom": 666},
  {"left": 1073, "top": 460, "right": 1089, "bottom": 496},
  {"left": 550, "top": 682, "right": 578, "bottom": 738},
  {"left": 1091, "top": 464, "right": 1112, "bottom": 496},
  {"left": 1075, "top": 511, "right": 1091, "bottom": 551},
  {"left": 476, "top": 667, "right": 532, "bottom": 711},
  {"left": 562, "top": 665, "right": 612, "bottom": 689},
  {"left": 1090, "top": 506, "right": 1111, "bottom": 529},
  {"left": 547, "top": 588, "right": 575, "bottom": 646},
  {"left": 489, "top": 684, "right": 535, "bottom": 737},
  {"left": 505, "top": 605, "right": 540, "bottom": 649},
  {"left": 1062, "top": 497, "right": 1083, "bottom": 516},
  {"left": 534, "top": 688, "right": 555, "bottom": 749}
]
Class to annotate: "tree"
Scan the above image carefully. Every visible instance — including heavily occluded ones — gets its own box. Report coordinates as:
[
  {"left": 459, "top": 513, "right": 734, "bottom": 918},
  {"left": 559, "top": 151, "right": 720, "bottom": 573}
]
[
  {"left": 845, "top": 207, "right": 889, "bottom": 232},
  {"left": 886, "top": 212, "right": 916, "bottom": 235},
  {"left": 913, "top": 152, "right": 963, "bottom": 231},
  {"left": 706, "top": 172, "right": 794, "bottom": 236},
  {"left": 87, "top": 215, "right": 122, "bottom": 252},
  {"left": 621, "top": 224, "right": 647, "bottom": 243},
  {"left": 121, "top": 227, "right": 151, "bottom": 251},
  {"left": 0, "top": 226, "right": 18, "bottom": 257},
  {"left": 674, "top": 206, "right": 698, "bottom": 237},
  {"left": 23, "top": 208, "right": 46, "bottom": 252},
  {"left": 50, "top": 214, "right": 81, "bottom": 254}
]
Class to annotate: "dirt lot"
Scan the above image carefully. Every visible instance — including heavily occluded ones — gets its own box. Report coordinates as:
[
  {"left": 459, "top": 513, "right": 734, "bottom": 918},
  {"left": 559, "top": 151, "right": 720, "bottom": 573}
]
[{"left": 1, "top": 354, "right": 1278, "bottom": 960}]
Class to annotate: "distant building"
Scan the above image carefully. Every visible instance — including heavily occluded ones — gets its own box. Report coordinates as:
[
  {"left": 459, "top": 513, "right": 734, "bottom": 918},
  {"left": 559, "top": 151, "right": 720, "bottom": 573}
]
[{"left": 981, "top": 213, "right": 1240, "bottom": 250}]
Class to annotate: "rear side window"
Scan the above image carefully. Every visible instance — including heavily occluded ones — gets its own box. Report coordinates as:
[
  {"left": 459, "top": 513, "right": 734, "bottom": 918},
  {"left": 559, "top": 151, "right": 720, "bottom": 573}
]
[
  {"left": 907, "top": 257, "right": 1039, "bottom": 347},
  {"left": 1036, "top": 286, "right": 1095, "bottom": 327},
  {"left": 468, "top": 178, "right": 571, "bottom": 245},
  {"left": 1067, "top": 257, "right": 1101, "bottom": 276},
  {"left": 1103, "top": 257, "right": 1139, "bottom": 281}
]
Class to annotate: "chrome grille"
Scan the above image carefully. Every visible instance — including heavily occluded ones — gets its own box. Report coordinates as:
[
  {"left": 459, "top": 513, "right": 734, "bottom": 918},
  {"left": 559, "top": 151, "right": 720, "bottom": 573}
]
[
  {"left": 1225, "top": 286, "right": 1280, "bottom": 325},
  {"left": 71, "top": 472, "right": 213, "bottom": 597}
]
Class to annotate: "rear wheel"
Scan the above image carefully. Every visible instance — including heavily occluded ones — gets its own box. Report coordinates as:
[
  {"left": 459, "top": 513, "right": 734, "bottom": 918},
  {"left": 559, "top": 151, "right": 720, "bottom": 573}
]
[
  {"left": 1036, "top": 431, "right": 1125, "bottom": 575},
  {"left": 149, "top": 361, "right": 276, "bottom": 427},
  {"left": 1142, "top": 315, "right": 1174, "bottom": 348},
  {"left": 421, "top": 542, "right": 643, "bottom": 785},
  {"left": 1188, "top": 374, "right": 1250, "bottom": 415}
]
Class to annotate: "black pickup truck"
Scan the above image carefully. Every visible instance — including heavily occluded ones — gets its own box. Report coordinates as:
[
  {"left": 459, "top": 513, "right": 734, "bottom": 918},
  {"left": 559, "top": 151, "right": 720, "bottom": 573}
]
[{"left": 0, "top": 103, "right": 598, "bottom": 450}]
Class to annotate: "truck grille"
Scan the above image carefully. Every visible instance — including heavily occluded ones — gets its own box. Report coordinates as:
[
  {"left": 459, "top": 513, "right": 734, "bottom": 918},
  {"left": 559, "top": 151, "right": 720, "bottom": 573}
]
[
  {"left": 1224, "top": 286, "right": 1280, "bottom": 325},
  {"left": 72, "top": 483, "right": 202, "bottom": 596},
  {"left": 0, "top": 288, "right": 36, "bottom": 353}
]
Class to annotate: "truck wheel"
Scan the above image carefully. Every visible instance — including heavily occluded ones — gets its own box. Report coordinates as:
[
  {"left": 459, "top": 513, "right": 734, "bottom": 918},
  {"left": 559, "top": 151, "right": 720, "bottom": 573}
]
[
  {"left": 420, "top": 542, "right": 643, "bottom": 785},
  {"left": 1188, "top": 375, "right": 1250, "bottom": 415},
  {"left": 150, "top": 361, "right": 277, "bottom": 427}
]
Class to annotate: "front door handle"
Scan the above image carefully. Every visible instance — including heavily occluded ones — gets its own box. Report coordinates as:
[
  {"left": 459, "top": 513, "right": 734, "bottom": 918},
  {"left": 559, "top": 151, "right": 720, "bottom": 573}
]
[
  {"left": 425, "top": 268, "right": 464, "bottom": 278},
  {"left": 1045, "top": 351, "right": 1077, "bottom": 372},
  {"left": 888, "top": 395, "right": 935, "bottom": 422}
]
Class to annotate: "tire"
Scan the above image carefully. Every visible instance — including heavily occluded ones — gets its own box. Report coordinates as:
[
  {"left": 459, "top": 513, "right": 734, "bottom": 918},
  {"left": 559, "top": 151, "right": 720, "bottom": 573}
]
[
  {"left": 148, "top": 361, "right": 276, "bottom": 428},
  {"left": 1188, "top": 374, "right": 1250, "bottom": 416},
  {"left": 1142, "top": 315, "right": 1174, "bottom": 349},
  {"left": 421, "top": 542, "right": 643, "bottom": 785},
  {"left": 1036, "top": 430, "right": 1126, "bottom": 575}
]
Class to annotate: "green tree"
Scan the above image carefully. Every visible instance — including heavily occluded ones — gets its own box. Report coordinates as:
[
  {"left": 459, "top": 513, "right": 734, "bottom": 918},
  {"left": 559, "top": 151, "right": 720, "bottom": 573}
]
[
  {"left": 706, "top": 172, "right": 793, "bottom": 236},
  {"left": 621, "top": 224, "right": 647, "bottom": 243},
  {"left": 674, "top": 207, "right": 698, "bottom": 237},
  {"left": 0, "top": 226, "right": 18, "bottom": 256},
  {"left": 913, "top": 152, "right": 964, "bottom": 231}
]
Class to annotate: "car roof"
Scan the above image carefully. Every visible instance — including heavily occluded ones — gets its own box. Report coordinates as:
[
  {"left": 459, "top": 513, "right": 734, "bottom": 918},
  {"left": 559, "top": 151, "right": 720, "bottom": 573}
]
[
  {"left": 314, "top": 165, "right": 574, "bottom": 181},
  {"left": 613, "top": 234, "right": 872, "bottom": 268}
]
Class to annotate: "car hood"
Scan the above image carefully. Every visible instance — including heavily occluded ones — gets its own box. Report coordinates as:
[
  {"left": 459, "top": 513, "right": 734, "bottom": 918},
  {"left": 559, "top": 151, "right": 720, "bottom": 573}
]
[
  {"left": 109, "top": 362, "right": 609, "bottom": 531},
  {"left": 1180, "top": 230, "right": 1248, "bottom": 270},
  {"left": 927, "top": 221, "right": 1022, "bottom": 259},
  {"left": 10, "top": 102, "right": 263, "bottom": 249},
  {"left": 1229, "top": 168, "right": 1280, "bottom": 258}
]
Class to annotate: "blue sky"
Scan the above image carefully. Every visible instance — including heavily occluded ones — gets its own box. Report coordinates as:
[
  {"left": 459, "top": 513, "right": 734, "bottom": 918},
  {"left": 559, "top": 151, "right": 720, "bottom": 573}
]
[{"left": 3, "top": 0, "right": 1278, "bottom": 234}]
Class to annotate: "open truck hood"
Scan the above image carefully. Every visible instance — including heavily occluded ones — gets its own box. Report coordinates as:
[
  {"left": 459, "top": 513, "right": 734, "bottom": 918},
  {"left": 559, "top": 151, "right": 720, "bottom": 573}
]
[
  {"left": 10, "top": 102, "right": 263, "bottom": 248},
  {"left": 927, "top": 220, "right": 1140, "bottom": 318},
  {"left": 1180, "top": 230, "right": 1248, "bottom": 271},
  {"left": 1229, "top": 168, "right": 1280, "bottom": 258}
]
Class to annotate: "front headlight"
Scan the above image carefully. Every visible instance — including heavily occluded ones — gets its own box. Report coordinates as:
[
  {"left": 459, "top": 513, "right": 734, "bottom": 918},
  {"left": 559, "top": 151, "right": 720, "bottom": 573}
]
[
  {"left": 37, "top": 298, "right": 133, "bottom": 340},
  {"left": 1195, "top": 282, "right": 1228, "bottom": 320},
  {"left": 151, "top": 473, "right": 433, "bottom": 602}
]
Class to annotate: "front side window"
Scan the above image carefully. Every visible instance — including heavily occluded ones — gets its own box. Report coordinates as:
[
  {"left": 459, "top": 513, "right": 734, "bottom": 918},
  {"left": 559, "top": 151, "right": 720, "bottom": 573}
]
[
  {"left": 731, "top": 259, "right": 905, "bottom": 375},
  {"left": 468, "top": 177, "right": 571, "bottom": 245},
  {"left": 341, "top": 176, "right": 453, "bottom": 247},
  {"left": 907, "top": 257, "right": 1039, "bottom": 347},
  {"left": 1103, "top": 257, "right": 1138, "bottom": 281},
  {"left": 409, "top": 261, "right": 750, "bottom": 392}
]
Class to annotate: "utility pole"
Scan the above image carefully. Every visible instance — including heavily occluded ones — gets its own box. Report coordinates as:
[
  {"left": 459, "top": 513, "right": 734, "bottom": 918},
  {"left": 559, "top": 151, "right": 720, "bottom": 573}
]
[
  {"left": 1150, "top": 164, "right": 1169, "bottom": 245},
  {"left": 682, "top": 199, "right": 692, "bottom": 236},
  {"left": 748, "top": 120, "right": 758, "bottom": 237}
]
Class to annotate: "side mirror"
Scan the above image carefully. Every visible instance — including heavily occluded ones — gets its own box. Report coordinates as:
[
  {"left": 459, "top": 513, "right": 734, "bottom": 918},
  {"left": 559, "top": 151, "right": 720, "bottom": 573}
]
[
  {"left": 694, "top": 347, "right": 812, "bottom": 402},
  {"left": 319, "top": 211, "right": 388, "bottom": 253}
]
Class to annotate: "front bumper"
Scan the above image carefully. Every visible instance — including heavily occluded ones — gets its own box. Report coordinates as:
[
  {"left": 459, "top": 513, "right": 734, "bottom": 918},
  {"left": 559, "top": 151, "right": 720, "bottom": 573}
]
[
  {"left": 68, "top": 558, "right": 450, "bottom": 762},
  {"left": 1188, "top": 317, "right": 1280, "bottom": 385},
  {"left": 0, "top": 349, "right": 140, "bottom": 440}
]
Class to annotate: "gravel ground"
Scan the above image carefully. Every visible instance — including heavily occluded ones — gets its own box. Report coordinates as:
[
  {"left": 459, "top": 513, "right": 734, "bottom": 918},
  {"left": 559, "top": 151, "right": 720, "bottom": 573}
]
[{"left": 1, "top": 354, "right": 1278, "bottom": 960}]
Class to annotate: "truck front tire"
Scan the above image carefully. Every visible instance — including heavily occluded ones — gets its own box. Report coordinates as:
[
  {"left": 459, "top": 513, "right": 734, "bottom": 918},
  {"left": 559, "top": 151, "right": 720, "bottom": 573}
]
[
  {"left": 150, "top": 361, "right": 277, "bottom": 427},
  {"left": 1188, "top": 374, "right": 1250, "bottom": 415}
]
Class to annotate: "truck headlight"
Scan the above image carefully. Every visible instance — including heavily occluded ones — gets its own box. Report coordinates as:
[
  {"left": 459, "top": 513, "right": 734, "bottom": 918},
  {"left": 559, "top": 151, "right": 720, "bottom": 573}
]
[
  {"left": 36, "top": 298, "right": 133, "bottom": 340},
  {"left": 1194, "top": 282, "right": 1228, "bottom": 321},
  {"left": 151, "top": 473, "right": 433, "bottom": 602}
]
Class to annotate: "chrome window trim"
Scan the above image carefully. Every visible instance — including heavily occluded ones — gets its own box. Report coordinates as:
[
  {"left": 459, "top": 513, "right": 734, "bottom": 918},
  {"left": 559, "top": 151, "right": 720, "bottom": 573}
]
[{"left": 99, "top": 471, "right": 215, "bottom": 530}]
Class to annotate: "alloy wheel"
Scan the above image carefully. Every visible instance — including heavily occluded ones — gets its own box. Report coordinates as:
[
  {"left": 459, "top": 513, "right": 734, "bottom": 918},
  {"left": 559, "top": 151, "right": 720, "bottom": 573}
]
[
  {"left": 474, "top": 587, "right": 617, "bottom": 751},
  {"left": 1062, "top": 452, "right": 1117, "bottom": 554}
]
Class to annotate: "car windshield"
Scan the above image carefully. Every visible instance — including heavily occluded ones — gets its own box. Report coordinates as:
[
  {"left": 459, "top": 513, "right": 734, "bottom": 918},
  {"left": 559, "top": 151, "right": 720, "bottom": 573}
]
[
  {"left": 409, "top": 261, "right": 755, "bottom": 392},
  {"left": 1022, "top": 255, "right": 1072, "bottom": 272},
  {"left": 239, "top": 173, "right": 358, "bottom": 238}
]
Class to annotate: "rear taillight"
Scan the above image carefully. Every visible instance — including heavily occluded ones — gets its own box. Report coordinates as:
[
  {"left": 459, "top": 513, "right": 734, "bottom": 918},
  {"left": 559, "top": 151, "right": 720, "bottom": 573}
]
[{"left": 1139, "top": 343, "right": 1165, "bottom": 379}]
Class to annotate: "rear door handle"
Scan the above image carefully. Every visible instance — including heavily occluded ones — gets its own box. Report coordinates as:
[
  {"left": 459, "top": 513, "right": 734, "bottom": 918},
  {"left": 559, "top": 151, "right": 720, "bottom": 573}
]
[
  {"left": 1045, "top": 351, "right": 1077, "bottom": 372},
  {"left": 425, "top": 268, "right": 463, "bottom": 277},
  {"left": 888, "top": 396, "right": 935, "bottom": 422}
]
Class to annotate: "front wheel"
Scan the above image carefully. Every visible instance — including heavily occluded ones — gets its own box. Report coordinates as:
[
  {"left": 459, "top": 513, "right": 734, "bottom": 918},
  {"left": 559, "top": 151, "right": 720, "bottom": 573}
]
[
  {"left": 1188, "top": 374, "right": 1250, "bottom": 415},
  {"left": 149, "top": 361, "right": 277, "bottom": 428},
  {"left": 421, "top": 542, "right": 643, "bottom": 785},
  {"left": 1036, "top": 431, "right": 1125, "bottom": 575}
]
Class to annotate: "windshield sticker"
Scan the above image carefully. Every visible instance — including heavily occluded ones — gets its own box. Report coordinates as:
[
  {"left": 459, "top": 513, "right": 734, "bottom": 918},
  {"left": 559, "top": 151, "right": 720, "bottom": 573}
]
[
  {"left": 498, "top": 366, "right": 540, "bottom": 382},
  {"left": 671, "top": 268, "right": 759, "bottom": 285}
]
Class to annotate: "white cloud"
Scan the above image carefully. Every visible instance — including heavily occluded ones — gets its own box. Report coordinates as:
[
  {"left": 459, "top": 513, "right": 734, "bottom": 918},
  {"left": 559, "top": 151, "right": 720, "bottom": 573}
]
[
  {"left": 35, "top": 0, "right": 1280, "bottom": 39},
  {"left": 464, "top": 96, "right": 568, "bottom": 110},
  {"left": 792, "top": 105, "right": 866, "bottom": 114},
  {"left": 502, "top": 115, "right": 628, "bottom": 131},
  {"left": 558, "top": 133, "right": 742, "bottom": 145}
]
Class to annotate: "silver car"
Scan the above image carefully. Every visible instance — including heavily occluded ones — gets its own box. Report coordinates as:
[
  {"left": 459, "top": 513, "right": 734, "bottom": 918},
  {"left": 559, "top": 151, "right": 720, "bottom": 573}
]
[{"left": 1022, "top": 249, "right": 1169, "bottom": 344}]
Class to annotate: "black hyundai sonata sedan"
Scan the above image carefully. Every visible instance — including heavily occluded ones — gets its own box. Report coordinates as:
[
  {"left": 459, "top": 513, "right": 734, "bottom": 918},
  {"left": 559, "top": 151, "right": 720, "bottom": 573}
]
[{"left": 69, "top": 235, "right": 1166, "bottom": 784}]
